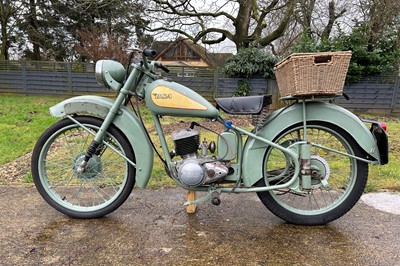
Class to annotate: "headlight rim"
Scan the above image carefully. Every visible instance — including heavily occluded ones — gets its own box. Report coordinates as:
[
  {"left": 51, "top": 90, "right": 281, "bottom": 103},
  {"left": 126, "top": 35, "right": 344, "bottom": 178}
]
[{"left": 95, "top": 60, "right": 106, "bottom": 87}]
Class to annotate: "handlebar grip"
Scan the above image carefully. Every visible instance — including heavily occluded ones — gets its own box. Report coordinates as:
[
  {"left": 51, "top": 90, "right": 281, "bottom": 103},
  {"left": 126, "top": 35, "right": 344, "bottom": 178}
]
[
  {"left": 154, "top": 62, "right": 170, "bottom": 73},
  {"left": 143, "top": 48, "right": 157, "bottom": 58},
  {"left": 159, "top": 64, "right": 170, "bottom": 73}
]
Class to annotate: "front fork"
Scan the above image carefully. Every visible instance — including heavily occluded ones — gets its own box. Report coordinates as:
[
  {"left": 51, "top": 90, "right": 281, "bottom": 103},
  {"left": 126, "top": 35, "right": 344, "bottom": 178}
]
[{"left": 76, "top": 92, "right": 128, "bottom": 174}]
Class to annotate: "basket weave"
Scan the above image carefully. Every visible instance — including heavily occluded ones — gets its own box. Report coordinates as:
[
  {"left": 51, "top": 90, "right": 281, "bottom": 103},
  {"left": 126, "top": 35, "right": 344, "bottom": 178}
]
[{"left": 274, "top": 51, "right": 352, "bottom": 97}]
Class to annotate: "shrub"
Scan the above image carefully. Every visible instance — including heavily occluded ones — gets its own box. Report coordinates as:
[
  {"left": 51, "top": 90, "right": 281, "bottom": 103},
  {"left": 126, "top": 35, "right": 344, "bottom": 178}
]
[
  {"left": 223, "top": 47, "right": 277, "bottom": 79},
  {"left": 290, "top": 25, "right": 400, "bottom": 83},
  {"left": 233, "top": 79, "right": 252, "bottom": 96}
]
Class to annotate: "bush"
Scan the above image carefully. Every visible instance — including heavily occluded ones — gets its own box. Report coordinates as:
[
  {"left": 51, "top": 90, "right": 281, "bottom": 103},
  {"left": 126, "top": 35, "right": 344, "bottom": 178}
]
[
  {"left": 233, "top": 79, "right": 252, "bottom": 96},
  {"left": 290, "top": 25, "right": 400, "bottom": 83},
  {"left": 223, "top": 47, "right": 277, "bottom": 79}
]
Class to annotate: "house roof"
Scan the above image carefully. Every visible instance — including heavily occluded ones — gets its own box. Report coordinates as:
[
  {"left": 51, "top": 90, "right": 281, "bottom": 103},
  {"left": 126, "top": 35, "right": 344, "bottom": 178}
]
[{"left": 151, "top": 36, "right": 232, "bottom": 67}]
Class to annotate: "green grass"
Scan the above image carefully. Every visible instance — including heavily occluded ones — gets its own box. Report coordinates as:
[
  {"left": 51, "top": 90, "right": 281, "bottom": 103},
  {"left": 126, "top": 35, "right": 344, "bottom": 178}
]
[
  {"left": 0, "top": 95, "right": 64, "bottom": 165},
  {"left": 0, "top": 95, "right": 399, "bottom": 192},
  {"left": 361, "top": 115, "right": 400, "bottom": 192}
]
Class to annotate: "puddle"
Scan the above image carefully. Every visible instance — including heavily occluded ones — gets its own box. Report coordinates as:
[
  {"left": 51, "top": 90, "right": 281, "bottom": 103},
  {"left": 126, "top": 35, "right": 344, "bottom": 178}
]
[{"left": 361, "top": 192, "right": 400, "bottom": 215}]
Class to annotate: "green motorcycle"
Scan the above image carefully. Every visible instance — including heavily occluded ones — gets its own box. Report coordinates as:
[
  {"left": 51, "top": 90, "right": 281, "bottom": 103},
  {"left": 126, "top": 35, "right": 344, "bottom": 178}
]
[{"left": 31, "top": 49, "right": 388, "bottom": 225}]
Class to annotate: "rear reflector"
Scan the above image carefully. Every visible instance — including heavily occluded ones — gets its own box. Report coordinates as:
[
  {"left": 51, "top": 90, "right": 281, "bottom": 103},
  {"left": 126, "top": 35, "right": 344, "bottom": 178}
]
[{"left": 379, "top": 122, "right": 387, "bottom": 131}]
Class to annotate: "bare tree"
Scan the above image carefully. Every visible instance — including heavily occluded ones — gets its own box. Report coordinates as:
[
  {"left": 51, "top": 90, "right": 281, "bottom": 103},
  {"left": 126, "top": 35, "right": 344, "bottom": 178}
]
[
  {"left": 358, "top": 0, "right": 400, "bottom": 49},
  {"left": 74, "top": 27, "right": 131, "bottom": 64},
  {"left": 294, "top": 0, "right": 316, "bottom": 37},
  {"left": 294, "top": 0, "right": 349, "bottom": 39},
  {"left": 146, "top": 0, "right": 296, "bottom": 51},
  {"left": 320, "top": 1, "right": 347, "bottom": 39},
  {"left": 270, "top": 0, "right": 355, "bottom": 54}
]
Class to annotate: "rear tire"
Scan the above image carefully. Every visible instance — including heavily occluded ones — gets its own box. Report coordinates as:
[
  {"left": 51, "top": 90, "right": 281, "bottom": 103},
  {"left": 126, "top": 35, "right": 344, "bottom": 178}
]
[
  {"left": 31, "top": 116, "right": 135, "bottom": 218},
  {"left": 256, "top": 122, "right": 368, "bottom": 225}
]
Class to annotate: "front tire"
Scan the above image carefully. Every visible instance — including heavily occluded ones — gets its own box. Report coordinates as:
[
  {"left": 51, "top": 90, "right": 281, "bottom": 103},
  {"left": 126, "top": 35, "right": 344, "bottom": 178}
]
[
  {"left": 31, "top": 116, "right": 136, "bottom": 218},
  {"left": 256, "top": 122, "right": 368, "bottom": 225}
]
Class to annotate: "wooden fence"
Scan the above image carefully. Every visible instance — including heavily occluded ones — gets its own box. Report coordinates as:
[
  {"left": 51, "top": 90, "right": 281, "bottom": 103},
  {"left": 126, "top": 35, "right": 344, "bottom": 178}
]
[
  {"left": 0, "top": 61, "right": 399, "bottom": 114},
  {"left": 336, "top": 73, "right": 400, "bottom": 114},
  {"left": 0, "top": 61, "right": 107, "bottom": 95}
]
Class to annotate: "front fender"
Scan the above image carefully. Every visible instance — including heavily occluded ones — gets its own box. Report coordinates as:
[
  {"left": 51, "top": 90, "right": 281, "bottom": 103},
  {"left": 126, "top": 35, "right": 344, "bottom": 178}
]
[
  {"left": 242, "top": 101, "right": 380, "bottom": 187},
  {"left": 49, "top": 96, "right": 154, "bottom": 188}
]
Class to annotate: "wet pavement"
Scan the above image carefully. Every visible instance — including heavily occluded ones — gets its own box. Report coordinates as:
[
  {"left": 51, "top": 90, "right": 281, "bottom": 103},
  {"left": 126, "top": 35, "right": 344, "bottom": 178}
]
[{"left": 0, "top": 186, "right": 399, "bottom": 266}]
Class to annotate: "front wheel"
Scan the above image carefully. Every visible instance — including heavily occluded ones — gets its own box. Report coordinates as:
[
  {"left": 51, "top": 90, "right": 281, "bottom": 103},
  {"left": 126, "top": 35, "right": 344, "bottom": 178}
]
[
  {"left": 31, "top": 116, "right": 136, "bottom": 218},
  {"left": 256, "top": 122, "right": 368, "bottom": 225}
]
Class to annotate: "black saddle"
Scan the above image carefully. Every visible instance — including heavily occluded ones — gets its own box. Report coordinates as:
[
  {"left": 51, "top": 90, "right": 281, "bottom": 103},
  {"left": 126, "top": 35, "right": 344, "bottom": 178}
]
[{"left": 214, "top": 95, "right": 272, "bottom": 115}]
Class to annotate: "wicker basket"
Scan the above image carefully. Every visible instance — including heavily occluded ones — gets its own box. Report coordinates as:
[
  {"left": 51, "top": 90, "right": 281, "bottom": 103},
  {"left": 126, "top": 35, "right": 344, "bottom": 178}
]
[{"left": 274, "top": 51, "right": 352, "bottom": 97}]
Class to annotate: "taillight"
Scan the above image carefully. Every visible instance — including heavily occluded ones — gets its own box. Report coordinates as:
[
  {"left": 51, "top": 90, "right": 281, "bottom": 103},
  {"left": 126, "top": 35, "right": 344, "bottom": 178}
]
[{"left": 379, "top": 122, "right": 387, "bottom": 131}]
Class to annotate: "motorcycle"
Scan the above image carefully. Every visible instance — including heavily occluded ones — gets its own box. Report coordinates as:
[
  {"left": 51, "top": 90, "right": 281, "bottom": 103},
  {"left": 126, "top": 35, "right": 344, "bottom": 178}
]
[{"left": 31, "top": 48, "right": 388, "bottom": 225}]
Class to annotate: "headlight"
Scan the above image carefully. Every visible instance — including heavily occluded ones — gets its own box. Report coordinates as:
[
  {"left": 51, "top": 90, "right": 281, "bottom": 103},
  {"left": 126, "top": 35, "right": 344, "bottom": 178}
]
[{"left": 95, "top": 60, "right": 126, "bottom": 91}]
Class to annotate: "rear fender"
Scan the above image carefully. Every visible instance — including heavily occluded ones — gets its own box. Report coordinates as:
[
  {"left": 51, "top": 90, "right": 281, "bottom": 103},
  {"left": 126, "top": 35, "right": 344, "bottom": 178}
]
[
  {"left": 49, "top": 96, "right": 154, "bottom": 188},
  {"left": 242, "top": 101, "right": 380, "bottom": 187}
]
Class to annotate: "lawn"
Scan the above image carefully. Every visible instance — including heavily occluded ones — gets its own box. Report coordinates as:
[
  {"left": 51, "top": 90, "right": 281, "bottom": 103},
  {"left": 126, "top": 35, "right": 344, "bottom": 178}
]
[
  {"left": 360, "top": 115, "right": 400, "bottom": 191},
  {"left": 0, "top": 94, "right": 399, "bottom": 191},
  {"left": 0, "top": 95, "right": 63, "bottom": 165}
]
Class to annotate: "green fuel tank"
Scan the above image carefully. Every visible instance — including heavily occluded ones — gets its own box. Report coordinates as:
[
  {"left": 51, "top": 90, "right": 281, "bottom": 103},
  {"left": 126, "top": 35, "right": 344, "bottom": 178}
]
[{"left": 145, "top": 79, "right": 219, "bottom": 118}]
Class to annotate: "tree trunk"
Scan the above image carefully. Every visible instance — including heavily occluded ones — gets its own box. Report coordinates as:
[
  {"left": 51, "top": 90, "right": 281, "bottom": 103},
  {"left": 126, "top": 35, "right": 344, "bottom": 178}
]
[
  {"left": 321, "top": 1, "right": 346, "bottom": 39},
  {"left": 0, "top": 25, "right": 8, "bottom": 60},
  {"left": 232, "top": 1, "right": 253, "bottom": 50},
  {"left": 0, "top": 2, "right": 9, "bottom": 60},
  {"left": 28, "top": 0, "right": 40, "bottom": 60}
]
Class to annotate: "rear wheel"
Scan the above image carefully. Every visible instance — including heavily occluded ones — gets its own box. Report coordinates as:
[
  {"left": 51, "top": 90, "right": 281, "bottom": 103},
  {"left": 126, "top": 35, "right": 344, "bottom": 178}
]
[
  {"left": 256, "top": 122, "right": 368, "bottom": 225},
  {"left": 31, "top": 116, "right": 135, "bottom": 218}
]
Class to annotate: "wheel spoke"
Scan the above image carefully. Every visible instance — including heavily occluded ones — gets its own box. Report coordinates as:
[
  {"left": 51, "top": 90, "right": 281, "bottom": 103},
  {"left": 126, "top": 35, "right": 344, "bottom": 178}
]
[
  {"left": 257, "top": 122, "right": 368, "bottom": 225},
  {"left": 32, "top": 117, "right": 135, "bottom": 218}
]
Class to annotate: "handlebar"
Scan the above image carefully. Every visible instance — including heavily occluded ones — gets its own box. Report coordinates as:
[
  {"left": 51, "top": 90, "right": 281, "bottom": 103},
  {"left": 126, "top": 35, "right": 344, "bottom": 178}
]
[
  {"left": 140, "top": 48, "right": 170, "bottom": 73},
  {"left": 143, "top": 48, "right": 157, "bottom": 58},
  {"left": 154, "top": 62, "right": 170, "bottom": 73}
]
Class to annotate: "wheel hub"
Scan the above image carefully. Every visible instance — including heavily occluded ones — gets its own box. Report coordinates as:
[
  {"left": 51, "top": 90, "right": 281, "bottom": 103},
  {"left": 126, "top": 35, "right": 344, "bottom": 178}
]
[
  {"left": 310, "top": 155, "right": 330, "bottom": 189},
  {"left": 73, "top": 154, "right": 102, "bottom": 180}
]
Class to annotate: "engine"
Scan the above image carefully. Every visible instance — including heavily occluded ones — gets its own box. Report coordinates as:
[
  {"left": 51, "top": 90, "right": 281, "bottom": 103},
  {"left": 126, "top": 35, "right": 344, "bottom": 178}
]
[{"left": 172, "top": 128, "right": 229, "bottom": 187}]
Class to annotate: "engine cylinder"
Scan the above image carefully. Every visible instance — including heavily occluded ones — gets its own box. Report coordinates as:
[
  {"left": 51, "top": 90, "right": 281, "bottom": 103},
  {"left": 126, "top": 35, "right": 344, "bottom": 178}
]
[{"left": 172, "top": 129, "right": 200, "bottom": 157}]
